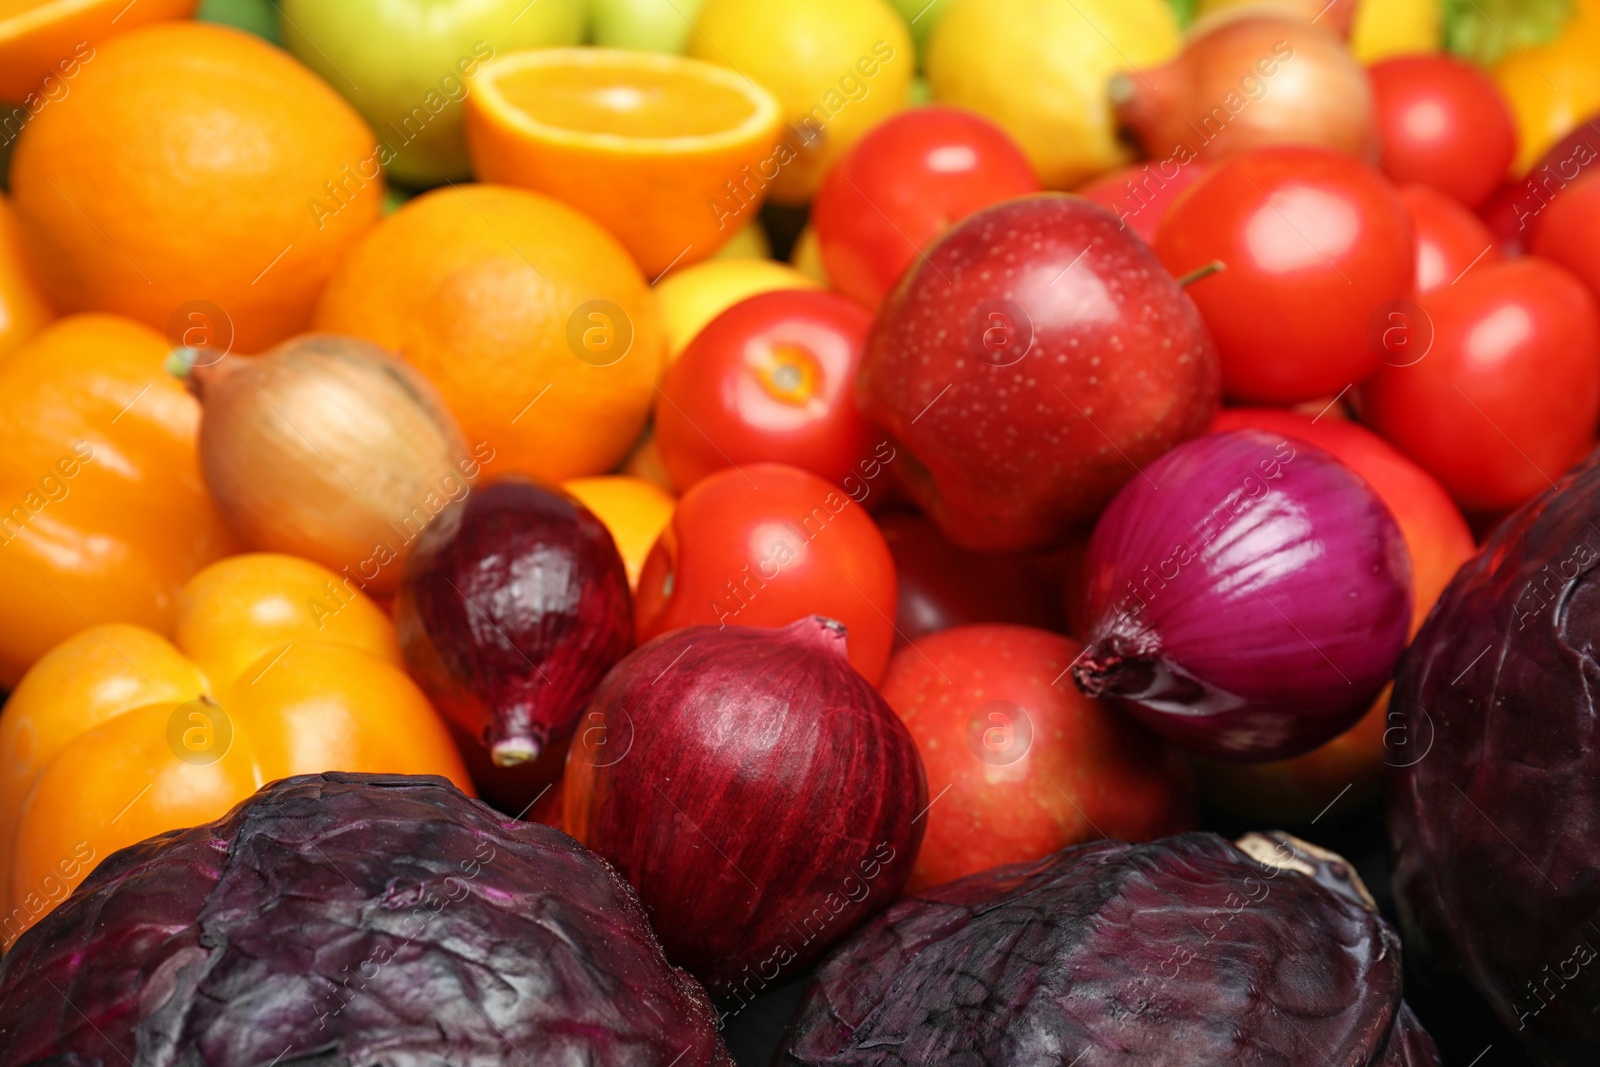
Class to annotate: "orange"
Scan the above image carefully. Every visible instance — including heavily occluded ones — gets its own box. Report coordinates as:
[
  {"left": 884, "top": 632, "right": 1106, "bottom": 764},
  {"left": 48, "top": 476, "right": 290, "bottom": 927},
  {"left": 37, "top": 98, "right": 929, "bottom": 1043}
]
[
  {"left": 0, "top": 553, "right": 472, "bottom": 941},
  {"left": 464, "top": 47, "right": 783, "bottom": 279},
  {"left": 0, "top": 314, "right": 238, "bottom": 688},
  {"left": 0, "top": 193, "right": 50, "bottom": 358},
  {"left": 0, "top": 0, "right": 196, "bottom": 103},
  {"left": 561, "top": 475, "right": 676, "bottom": 589},
  {"left": 8, "top": 21, "right": 382, "bottom": 354},
  {"left": 315, "top": 184, "right": 665, "bottom": 484}
]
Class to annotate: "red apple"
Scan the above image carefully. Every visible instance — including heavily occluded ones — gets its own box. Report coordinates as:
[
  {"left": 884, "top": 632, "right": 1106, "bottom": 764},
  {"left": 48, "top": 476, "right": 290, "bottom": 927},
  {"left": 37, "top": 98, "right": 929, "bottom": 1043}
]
[
  {"left": 878, "top": 624, "right": 1195, "bottom": 893},
  {"left": 858, "top": 194, "right": 1222, "bottom": 551}
]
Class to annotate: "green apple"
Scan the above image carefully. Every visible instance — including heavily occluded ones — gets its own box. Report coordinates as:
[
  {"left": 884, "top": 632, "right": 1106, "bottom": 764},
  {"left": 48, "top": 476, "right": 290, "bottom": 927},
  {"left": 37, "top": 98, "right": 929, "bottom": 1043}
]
[
  {"left": 198, "top": 0, "right": 282, "bottom": 45},
  {"left": 589, "top": 0, "right": 706, "bottom": 53},
  {"left": 278, "top": 0, "right": 585, "bottom": 188},
  {"left": 891, "top": 0, "right": 952, "bottom": 60}
]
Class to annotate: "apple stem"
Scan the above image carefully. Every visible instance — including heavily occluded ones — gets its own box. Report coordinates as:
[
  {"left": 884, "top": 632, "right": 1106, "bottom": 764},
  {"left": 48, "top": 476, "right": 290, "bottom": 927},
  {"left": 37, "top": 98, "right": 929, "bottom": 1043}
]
[{"left": 1176, "top": 260, "right": 1226, "bottom": 288}]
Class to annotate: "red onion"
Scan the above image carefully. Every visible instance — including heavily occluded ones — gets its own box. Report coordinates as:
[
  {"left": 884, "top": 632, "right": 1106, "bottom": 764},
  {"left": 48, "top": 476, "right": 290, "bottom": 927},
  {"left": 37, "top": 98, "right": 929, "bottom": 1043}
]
[
  {"left": 395, "top": 478, "right": 633, "bottom": 767},
  {"left": 563, "top": 616, "right": 925, "bottom": 1003},
  {"left": 1072, "top": 430, "right": 1411, "bottom": 762}
]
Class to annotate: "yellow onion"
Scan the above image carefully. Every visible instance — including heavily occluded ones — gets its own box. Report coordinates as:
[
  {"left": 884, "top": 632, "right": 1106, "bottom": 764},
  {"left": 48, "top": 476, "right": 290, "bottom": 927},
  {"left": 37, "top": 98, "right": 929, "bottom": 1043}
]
[
  {"left": 183, "top": 335, "right": 478, "bottom": 595},
  {"left": 1112, "top": 15, "right": 1375, "bottom": 168}
]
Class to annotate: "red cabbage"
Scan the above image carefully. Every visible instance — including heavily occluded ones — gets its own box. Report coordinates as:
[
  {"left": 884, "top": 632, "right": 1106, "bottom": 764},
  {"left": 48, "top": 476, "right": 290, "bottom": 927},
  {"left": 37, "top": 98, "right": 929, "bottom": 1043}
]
[
  {"left": 778, "top": 832, "right": 1438, "bottom": 1065},
  {"left": 0, "top": 772, "right": 731, "bottom": 1066},
  {"left": 1389, "top": 448, "right": 1600, "bottom": 1065}
]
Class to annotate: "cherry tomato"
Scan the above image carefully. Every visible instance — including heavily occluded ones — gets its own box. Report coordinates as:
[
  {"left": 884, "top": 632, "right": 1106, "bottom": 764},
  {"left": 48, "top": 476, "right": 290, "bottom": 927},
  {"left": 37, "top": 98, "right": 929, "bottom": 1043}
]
[
  {"left": 635, "top": 463, "right": 897, "bottom": 682},
  {"left": 1075, "top": 160, "right": 1210, "bottom": 245},
  {"left": 1531, "top": 176, "right": 1600, "bottom": 307},
  {"left": 1155, "top": 146, "right": 1414, "bottom": 404},
  {"left": 1369, "top": 55, "right": 1517, "bottom": 210},
  {"left": 1399, "top": 184, "right": 1502, "bottom": 293},
  {"left": 1360, "top": 258, "right": 1600, "bottom": 513},
  {"left": 811, "top": 106, "right": 1039, "bottom": 308},
  {"left": 654, "top": 290, "right": 875, "bottom": 493}
]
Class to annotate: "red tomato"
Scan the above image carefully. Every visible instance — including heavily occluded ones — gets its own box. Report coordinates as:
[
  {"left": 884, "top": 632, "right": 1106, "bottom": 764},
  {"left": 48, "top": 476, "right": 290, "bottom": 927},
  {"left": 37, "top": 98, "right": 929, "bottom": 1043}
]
[
  {"left": 1400, "top": 184, "right": 1502, "bottom": 292},
  {"left": 879, "top": 624, "right": 1194, "bottom": 893},
  {"left": 1202, "top": 407, "right": 1478, "bottom": 821},
  {"left": 1075, "top": 160, "right": 1210, "bottom": 244},
  {"left": 1155, "top": 146, "right": 1414, "bottom": 404},
  {"left": 1531, "top": 176, "right": 1600, "bottom": 307},
  {"left": 1368, "top": 54, "right": 1517, "bottom": 210},
  {"left": 634, "top": 463, "right": 897, "bottom": 682},
  {"left": 1361, "top": 258, "right": 1600, "bottom": 513},
  {"left": 654, "top": 290, "right": 876, "bottom": 493},
  {"left": 811, "top": 106, "right": 1040, "bottom": 308}
]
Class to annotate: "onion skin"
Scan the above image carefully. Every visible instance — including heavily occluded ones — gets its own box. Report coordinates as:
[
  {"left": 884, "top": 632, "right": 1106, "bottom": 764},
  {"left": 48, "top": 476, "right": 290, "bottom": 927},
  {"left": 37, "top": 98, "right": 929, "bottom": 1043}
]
[
  {"left": 395, "top": 478, "right": 633, "bottom": 768},
  {"left": 1112, "top": 16, "right": 1376, "bottom": 168},
  {"left": 1073, "top": 430, "right": 1412, "bottom": 761},
  {"left": 190, "top": 334, "right": 474, "bottom": 595},
  {"left": 564, "top": 617, "right": 927, "bottom": 1001}
]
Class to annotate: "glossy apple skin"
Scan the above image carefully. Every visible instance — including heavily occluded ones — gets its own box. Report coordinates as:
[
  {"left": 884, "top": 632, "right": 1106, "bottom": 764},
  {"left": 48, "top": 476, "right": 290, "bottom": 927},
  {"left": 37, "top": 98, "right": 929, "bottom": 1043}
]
[
  {"left": 858, "top": 194, "right": 1222, "bottom": 552},
  {"left": 879, "top": 511, "right": 1062, "bottom": 642},
  {"left": 1197, "top": 408, "right": 1476, "bottom": 821},
  {"left": 878, "top": 624, "right": 1195, "bottom": 893},
  {"left": 395, "top": 478, "right": 633, "bottom": 767},
  {"left": 1075, "top": 160, "right": 1210, "bottom": 244},
  {"left": 1400, "top": 184, "right": 1502, "bottom": 293},
  {"left": 277, "top": 0, "right": 584, "bottom": 185},
  {"left": 811, "top": 105, "right": 1040, "bottom": 309}
]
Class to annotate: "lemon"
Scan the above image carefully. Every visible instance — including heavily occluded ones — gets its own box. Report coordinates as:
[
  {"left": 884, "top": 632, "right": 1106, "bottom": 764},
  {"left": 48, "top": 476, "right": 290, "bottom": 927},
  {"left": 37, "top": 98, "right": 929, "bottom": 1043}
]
[
  {"left": 689, "top": 0, "right": 915, "bottom": 203},
  {"left": 713, "top": 220, "right": 774, "bottom": 260},
  {"left": 926, "top": 0, "right": 1181, "bottom": 189},
  {"left": 654, "top": 258, "right": 823, "bottom": 362},
  {"left": 789, "top": 224, "right": 831, "bottom": 286}
]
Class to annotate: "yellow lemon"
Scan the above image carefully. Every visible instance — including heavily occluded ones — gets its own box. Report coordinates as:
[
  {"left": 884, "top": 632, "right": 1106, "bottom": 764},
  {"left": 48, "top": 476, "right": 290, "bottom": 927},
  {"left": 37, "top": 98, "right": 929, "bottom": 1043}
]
[
  {"left": 926, "top": 0, "right": 1180, "bottom": 189},
  {"left": 1350, "top": 0, "right": 1442, "bottom": 62},
  {"left": 689, "top": 0, "right": 914, "bottom": 203}
]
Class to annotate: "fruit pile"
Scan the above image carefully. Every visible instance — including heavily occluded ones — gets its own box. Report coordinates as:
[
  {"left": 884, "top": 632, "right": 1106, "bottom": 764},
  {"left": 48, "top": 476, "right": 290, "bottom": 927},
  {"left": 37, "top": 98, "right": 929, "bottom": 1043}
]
[{"left": 0, "top": 0, "right": 1596, "bottom": 1064}]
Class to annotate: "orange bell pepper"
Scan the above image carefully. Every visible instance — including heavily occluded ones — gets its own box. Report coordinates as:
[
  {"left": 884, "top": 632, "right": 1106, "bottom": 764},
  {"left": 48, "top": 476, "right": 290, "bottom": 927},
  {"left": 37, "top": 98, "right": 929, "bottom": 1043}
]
[
  {"left": 0, "top": 313, "right": 237, "bottom": 687},
  {"left": 0, "top": 552, "right": 473, "bottom": 948}
]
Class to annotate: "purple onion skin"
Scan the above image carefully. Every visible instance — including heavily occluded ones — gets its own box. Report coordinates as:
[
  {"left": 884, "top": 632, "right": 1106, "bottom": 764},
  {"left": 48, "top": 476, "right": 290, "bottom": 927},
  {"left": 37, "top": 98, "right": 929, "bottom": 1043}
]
[
  {"left": 396, "top": 477, "right": 633, "bottom": 767},
  {"left": 564, "top": 616, "right": 927, "bottom": 1003},
  {"left": 1073, "top": 429, "right": 1412, "bottom": 761},
  {"left": 1390, "top": 448, "right": 1600, "bottom": 1065},
  {"left": 0, "top": 773, "right": 732, "bottom": 1067},
  {"left": 778, "top": 833, "right": 1440, "bottom": 1067}
]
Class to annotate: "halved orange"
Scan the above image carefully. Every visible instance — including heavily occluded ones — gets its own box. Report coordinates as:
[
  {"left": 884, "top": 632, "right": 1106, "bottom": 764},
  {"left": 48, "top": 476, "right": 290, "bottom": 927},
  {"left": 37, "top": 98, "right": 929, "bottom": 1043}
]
[
  {"left": 465, "top": 47, "right": 784, "bottom": 278},
  {"left": 0, "top": 0, "right": 198, "bottom": 103}
]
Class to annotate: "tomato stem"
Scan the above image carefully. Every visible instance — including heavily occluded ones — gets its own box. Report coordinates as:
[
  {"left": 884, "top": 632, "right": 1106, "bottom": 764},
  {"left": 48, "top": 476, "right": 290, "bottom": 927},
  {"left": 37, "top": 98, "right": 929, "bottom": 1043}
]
[{"left": 1177, "top": 260, "right": 1226, "bottom": 287}]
